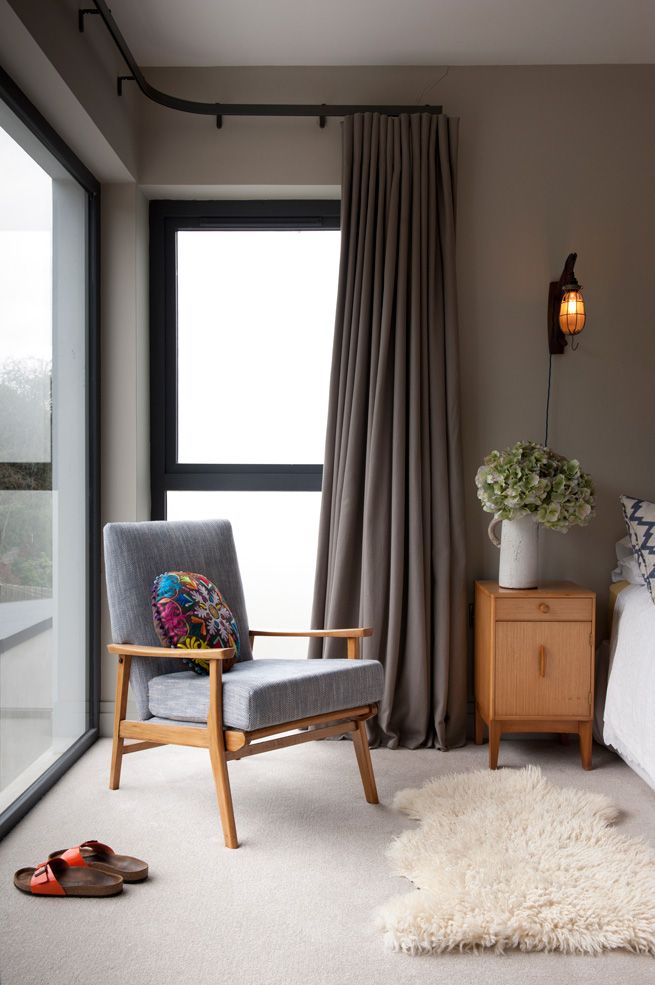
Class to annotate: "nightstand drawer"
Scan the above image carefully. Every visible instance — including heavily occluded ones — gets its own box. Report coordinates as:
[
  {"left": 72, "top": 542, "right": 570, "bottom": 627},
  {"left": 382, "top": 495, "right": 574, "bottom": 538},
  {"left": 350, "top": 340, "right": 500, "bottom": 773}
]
[
  {"left": 494, "top": 621, "right": 592, "bottom": 717},
  {"left": 495, "top": 597, "right": 593, "bottom": 622}
]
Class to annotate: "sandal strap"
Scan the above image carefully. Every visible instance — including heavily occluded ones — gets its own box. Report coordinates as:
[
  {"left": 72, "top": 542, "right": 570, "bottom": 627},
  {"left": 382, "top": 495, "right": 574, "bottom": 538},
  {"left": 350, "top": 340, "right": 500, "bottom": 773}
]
[
  {"left": 61, "top": 840, "right": 114, "bottom": 867},
  {"left": 31, "top": 861, "right": 66, "bottom": 896},
  {"left": 81, "top": 840, "right": 114, "bottom": 856}
]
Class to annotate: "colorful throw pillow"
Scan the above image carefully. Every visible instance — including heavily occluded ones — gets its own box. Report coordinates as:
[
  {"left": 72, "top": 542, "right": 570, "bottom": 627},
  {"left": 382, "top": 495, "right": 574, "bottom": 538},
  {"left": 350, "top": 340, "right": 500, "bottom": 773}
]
[
  {"left": 621, "top": 496, "right": 655, "bottom": 603},
  {"left": 151, "top": 571, "right": 240, "bottom": 674}
]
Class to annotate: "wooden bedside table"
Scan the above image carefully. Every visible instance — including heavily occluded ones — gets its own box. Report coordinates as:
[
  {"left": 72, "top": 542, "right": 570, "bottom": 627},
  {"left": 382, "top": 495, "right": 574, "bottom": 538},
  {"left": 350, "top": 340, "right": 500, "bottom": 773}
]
[{"left": 474, "top": 581, "right": 596, "bottom": 770}]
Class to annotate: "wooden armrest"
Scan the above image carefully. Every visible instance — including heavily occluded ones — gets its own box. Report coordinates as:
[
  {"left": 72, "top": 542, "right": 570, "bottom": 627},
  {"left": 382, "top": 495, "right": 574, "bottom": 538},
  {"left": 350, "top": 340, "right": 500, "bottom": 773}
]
[
  {"left": 249, "top": 628, "right": 373, "bottom": 639},
  {"left": 107, "top": 643, "right": 235, "bottom": 661}
]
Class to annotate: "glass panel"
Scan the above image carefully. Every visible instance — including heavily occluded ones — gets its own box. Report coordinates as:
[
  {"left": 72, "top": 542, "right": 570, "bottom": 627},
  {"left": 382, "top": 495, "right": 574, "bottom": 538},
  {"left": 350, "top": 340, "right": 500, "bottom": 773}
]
[
  {"left": 167, "top": 490, "right": 322, "bottom": 659},
  {"left": 176, "top": 229, "right": 340, "bottom": 464},
  {"left": 0, "top": 109, "right": 88, "bottom": 811}
]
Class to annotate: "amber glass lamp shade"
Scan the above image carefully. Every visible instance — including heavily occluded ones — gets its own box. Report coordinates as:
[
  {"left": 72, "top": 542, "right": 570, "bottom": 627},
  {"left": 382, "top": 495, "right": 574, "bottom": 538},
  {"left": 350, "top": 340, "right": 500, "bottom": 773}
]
[{"left": 559, "top": 288, "right": 585, "bottom": 336}]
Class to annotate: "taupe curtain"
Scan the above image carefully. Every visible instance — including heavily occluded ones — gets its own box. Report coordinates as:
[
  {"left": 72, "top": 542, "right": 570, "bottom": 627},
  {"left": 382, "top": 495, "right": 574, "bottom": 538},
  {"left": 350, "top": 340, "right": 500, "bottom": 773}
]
[{"left": 309, "top": 112, "right": 467, "bottom": 750}]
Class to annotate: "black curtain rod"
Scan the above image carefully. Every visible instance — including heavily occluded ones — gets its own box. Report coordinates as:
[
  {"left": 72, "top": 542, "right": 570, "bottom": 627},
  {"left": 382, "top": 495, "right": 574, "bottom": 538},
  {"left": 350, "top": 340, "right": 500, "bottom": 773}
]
[{"left": 80, "top": 2, "right": 442, "bottom": 129}]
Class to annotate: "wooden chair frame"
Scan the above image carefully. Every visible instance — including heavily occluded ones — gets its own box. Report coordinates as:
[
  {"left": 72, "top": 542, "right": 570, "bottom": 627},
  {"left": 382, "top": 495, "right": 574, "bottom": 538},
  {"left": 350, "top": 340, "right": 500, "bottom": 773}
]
[{"left": 108, "top": 628, "right": 379, "bottom": 848}]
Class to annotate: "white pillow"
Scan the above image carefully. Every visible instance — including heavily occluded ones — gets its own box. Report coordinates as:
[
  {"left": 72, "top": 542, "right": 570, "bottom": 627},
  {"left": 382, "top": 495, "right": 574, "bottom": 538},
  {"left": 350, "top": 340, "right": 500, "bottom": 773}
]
[
  {"left": 611, "top": 535, "right": 644, "bottom": 585},
  {"left": 620, "top": 496, "right": 655, "bottom": 603}
]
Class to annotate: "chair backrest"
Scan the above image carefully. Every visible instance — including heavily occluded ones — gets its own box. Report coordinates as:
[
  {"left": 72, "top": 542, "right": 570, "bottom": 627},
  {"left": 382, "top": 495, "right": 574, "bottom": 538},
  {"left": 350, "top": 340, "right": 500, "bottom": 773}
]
[{"left": 104, "top": 519, "right": 252, "bottom": 719}]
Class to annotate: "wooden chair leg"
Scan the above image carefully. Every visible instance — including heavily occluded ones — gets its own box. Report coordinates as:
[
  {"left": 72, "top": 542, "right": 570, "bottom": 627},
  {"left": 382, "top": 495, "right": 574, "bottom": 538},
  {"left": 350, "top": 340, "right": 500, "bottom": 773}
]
[
  {"left": 109, "top": 654, "right": 131, "bottom": 790},
  {"left": 208, "top": 735, "right": 238, "bottom": 849},
  {"left": 352, "top": 720, "right": 379, "bottom": 804},
  {"left": 208, "top": 662, "right": 239, "bottom": 848}
]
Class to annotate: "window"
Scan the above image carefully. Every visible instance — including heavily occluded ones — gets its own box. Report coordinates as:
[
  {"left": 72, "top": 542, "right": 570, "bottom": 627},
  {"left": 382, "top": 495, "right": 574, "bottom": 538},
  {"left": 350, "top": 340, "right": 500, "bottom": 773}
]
[
  {"left": 0, "top": 68, "right": 99, "bottom": 837},
  {"left": 150, "top": 202, "right": 340, "bottom": 656}
]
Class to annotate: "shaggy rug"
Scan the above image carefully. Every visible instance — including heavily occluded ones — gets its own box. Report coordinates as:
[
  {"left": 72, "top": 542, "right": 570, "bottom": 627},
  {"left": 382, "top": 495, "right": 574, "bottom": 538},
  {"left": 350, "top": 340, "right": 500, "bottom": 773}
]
[{"left": 377, "top": 766, "right": 655, "bottom": 955}]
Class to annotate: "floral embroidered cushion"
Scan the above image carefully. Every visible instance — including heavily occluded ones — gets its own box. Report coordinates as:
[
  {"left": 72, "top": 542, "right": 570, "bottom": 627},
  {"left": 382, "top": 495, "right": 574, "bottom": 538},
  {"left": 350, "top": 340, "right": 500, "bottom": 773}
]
[{"left": 151, "top": 571, "right": 240, "bottom": 674}]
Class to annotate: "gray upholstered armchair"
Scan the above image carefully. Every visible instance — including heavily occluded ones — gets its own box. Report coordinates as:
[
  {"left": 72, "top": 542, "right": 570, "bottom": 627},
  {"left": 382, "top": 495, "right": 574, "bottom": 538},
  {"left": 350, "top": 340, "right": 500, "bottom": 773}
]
[{"left": 103, "top": 520, "right": 383, "bottom": 848}]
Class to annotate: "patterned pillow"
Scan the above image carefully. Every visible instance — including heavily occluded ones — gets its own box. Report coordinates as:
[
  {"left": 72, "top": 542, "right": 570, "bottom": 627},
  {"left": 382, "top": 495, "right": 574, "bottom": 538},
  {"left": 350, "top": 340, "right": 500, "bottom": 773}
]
[
  {"left": 151, "top": 571, "right": 240, "bottom": 674},
  {"left": 620, "top": 496, "right": 655, "bottom": 603}
]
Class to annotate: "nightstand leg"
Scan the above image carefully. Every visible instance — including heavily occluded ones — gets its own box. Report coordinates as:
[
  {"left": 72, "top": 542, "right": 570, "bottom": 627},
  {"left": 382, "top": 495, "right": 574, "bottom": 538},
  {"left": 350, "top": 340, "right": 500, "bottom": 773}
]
[
  {"left": 579, "top": 721, "right": 593, "bottom": 770},
  {"left": 488, "top": 722, "right": 501, "bottom": 769},
  {"left": 474, "top": 705, "right": 484, "bottom": 745}
]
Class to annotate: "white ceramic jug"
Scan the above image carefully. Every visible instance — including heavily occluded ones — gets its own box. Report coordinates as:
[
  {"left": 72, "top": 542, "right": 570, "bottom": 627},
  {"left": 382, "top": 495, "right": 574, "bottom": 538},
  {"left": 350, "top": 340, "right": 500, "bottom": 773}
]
[{"left": 488, "top": 515, "right": 539, "bottom": 589}]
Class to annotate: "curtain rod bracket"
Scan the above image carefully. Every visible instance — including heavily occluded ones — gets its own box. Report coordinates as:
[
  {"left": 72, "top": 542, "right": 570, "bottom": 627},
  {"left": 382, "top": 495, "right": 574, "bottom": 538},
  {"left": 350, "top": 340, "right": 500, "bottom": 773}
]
[
  {"left": 78, "top": 7, "right": 100, "bottom": 32},
  {"left": 117, "top": 75, "right": 136, "bottom": 97}
]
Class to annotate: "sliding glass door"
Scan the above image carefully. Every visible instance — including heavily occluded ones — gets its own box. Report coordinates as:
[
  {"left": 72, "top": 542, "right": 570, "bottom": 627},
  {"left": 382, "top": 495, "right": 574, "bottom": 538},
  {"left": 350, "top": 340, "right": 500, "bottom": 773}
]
[{"left": 0, "top": 69, "right": 99, "bottom": 836}]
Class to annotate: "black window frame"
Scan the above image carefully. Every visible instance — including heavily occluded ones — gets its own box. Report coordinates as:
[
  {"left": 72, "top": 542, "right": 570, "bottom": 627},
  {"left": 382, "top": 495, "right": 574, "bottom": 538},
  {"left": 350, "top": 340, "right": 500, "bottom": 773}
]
[
  {"left": 149, "top": 200, "right": 340, "bottom": 519},
  {"left": 0, "top": 66, "right": 101, "bottom": 839}
]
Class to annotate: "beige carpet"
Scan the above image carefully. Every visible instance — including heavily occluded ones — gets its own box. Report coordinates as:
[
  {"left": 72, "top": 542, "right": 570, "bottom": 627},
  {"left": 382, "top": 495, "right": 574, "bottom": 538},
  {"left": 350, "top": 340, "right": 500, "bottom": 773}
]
[
  {"left": 379, "top": 765, "right": 655, "bottom": 954},
  {"left": 1, "top": 738, "right": 655, "bottom": 985}
]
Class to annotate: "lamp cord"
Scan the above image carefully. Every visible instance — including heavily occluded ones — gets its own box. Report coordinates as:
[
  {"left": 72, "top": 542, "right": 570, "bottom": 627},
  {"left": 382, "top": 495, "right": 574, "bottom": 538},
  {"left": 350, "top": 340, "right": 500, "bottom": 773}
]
[{"left": 544, "top": 352, "right": 553, "bottom": 447}]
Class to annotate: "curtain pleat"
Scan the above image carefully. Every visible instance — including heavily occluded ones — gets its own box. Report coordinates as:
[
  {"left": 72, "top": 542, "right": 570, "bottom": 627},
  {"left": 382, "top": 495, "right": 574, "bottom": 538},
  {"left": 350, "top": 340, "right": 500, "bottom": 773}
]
[{"left": 310, "top": 112, "right": 467, "bottom": 749}]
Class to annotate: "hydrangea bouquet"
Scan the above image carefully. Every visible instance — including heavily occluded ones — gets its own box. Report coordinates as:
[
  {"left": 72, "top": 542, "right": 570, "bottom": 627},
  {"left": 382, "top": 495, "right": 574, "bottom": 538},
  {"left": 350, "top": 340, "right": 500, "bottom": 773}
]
[{"left": 475, "top": 441, "right": 594, "bottom": 532}]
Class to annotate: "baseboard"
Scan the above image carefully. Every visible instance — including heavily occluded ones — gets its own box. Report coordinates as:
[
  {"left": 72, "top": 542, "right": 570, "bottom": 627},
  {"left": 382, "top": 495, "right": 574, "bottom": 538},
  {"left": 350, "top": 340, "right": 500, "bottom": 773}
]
[{"left": 0, "top": 707, "right": 51, "bottom": 719}]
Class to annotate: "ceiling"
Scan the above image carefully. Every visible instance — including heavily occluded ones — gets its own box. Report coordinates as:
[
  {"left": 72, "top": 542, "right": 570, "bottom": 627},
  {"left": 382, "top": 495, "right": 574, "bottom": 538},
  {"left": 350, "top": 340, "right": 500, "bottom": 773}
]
[{"left": 109, "top": 0, "right": 655, "bottom": 67}]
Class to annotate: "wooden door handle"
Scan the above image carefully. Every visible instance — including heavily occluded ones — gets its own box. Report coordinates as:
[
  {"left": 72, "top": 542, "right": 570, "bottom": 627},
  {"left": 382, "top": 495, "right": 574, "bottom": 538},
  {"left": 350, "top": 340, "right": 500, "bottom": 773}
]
[
  {"left": 538, "top": 602, "right": 550, "bottom": 613},
  {"left": 539, "top": 644, "right": 546, "bottom": 677}
]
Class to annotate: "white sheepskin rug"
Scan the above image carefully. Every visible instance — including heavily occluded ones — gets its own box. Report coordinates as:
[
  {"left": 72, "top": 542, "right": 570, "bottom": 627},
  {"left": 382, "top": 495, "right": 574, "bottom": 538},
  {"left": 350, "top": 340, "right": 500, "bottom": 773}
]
[{"left": 377, "top": 765, "right": 655, "bottom": 955}]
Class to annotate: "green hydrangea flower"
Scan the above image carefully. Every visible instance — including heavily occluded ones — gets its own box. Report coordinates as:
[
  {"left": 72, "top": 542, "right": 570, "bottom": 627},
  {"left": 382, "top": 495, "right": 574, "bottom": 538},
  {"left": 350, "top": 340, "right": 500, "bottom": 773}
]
[{"left": 475, "top": 441, "right": 595, "bottom": 532}]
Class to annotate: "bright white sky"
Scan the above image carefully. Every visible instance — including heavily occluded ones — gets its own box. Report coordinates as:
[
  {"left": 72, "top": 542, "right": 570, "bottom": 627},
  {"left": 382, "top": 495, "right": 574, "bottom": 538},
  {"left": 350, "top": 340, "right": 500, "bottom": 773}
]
[
  {"left": 177, "top": 229, "right": 341, "bottom": 464},
  {"left": 174, "top": 228, "right": 342, "bottom": 645},
  {"left": 168, "top": 489, "right": 322, "bottom": 655},
  {"left": 0, "top": 126, "right": 52, "bottom": 365}
]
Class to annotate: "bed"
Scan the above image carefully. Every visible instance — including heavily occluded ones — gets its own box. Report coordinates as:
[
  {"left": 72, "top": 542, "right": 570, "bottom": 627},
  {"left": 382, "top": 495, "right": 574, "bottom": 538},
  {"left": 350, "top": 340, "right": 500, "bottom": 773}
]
[{"left": 603, "top": 576, "right": 655, "bottom": 791}]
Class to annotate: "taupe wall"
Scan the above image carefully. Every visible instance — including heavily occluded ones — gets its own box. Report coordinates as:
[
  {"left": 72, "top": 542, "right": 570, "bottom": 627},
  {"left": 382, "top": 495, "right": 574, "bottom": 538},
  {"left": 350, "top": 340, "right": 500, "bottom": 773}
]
[
  {"left": 3, "top": 16, "right": 655, "bottom": 728},
  {"left": 139, "top": 65, "right": 655, "bottom": 637},
  {"left": 99, "top": 183, "right": 149, "bottom": 731}
]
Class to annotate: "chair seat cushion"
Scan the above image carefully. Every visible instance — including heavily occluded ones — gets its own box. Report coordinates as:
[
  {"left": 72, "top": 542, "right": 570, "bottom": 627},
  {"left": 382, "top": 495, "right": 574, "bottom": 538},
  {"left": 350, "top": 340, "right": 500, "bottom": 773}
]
[{"left": 148, "top": 658, "right": 384, "bottom": 732}]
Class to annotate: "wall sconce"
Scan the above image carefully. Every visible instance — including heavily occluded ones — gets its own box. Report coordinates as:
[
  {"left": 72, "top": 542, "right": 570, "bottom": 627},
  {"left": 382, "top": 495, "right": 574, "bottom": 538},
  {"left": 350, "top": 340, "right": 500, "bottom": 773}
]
[{"left": 547, "top": 252, "right": 586, "bottom": 353}]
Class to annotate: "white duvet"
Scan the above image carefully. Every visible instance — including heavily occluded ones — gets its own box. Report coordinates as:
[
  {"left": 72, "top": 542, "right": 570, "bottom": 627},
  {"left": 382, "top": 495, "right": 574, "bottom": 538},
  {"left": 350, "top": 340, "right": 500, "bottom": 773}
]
[{"left": 604, "top": 583, "right": 655, "bottom": 791}]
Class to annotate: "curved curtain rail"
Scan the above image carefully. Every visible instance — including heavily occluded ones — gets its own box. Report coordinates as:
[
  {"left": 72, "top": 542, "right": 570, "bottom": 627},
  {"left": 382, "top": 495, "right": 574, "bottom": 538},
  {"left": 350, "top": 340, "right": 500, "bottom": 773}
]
[{"left": 80, "top": 2, "right": 443, "bottom": 128}]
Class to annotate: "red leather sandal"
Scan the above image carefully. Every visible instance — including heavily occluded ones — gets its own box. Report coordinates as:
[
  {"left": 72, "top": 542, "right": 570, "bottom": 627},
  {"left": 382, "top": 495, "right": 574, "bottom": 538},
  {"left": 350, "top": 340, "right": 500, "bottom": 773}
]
[
  {"left": 14, "top": 857, "right": 123, "bottom": 897},
  {"left": 48, "top": 840, "right": 148, "bottom": 882}
]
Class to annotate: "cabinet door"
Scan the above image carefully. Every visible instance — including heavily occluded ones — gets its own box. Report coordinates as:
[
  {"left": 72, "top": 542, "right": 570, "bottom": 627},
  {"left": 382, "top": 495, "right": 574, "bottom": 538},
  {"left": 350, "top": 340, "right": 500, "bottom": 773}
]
[{"left": 495, "top": 621, "right": 592, "bottom": 718}]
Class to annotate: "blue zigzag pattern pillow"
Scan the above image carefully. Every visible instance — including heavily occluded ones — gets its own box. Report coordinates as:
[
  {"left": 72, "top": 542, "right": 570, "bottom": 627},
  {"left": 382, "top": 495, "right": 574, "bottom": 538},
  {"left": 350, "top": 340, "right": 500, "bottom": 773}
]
[{"left": 621, "top": 495, "right": 655, "bottom": 604}]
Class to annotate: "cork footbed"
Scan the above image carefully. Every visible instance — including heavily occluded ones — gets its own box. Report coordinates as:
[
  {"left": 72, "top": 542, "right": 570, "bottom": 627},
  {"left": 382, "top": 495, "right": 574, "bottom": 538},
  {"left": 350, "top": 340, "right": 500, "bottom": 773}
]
[{"left": 49, "top": 847, "right": 148, "bottom": 882}]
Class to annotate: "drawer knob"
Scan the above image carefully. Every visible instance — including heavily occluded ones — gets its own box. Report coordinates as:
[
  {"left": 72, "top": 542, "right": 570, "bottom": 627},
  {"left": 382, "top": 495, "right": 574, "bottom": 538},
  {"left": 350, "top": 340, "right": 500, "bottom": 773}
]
[{"left": 538, "top": 602, "right": 550, "bottom": 613}]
